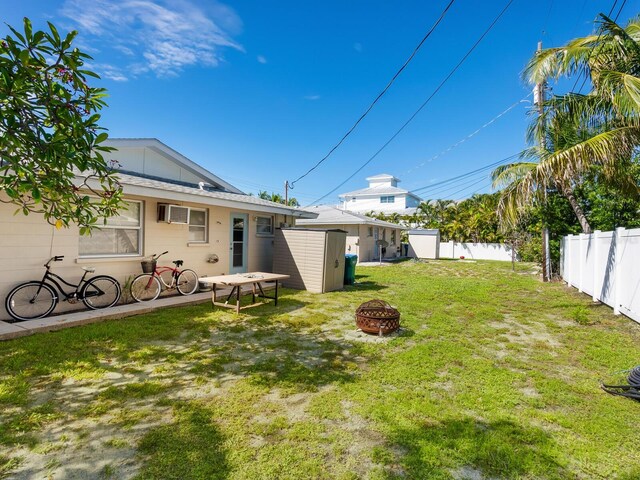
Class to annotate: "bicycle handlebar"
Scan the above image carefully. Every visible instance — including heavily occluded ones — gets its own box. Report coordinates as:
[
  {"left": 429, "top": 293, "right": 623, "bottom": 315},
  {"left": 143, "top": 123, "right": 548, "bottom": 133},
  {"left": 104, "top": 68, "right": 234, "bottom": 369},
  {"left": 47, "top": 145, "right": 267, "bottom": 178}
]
[
  {"left": 45, "top": 255, "right": 64, "bottom": 267},
  {"left": 151, "top": 251, "right": 169, "bottom": 260}
]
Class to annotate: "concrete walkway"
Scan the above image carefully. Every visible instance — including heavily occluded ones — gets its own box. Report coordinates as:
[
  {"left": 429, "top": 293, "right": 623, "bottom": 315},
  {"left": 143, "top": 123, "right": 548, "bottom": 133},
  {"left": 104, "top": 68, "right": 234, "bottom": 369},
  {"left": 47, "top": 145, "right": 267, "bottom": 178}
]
[
  {"left": 0, "top": 292, "right": 211, "bottom": 341},
  {"left": 0, "top": 283, "right": 272, "bottom": 341}
]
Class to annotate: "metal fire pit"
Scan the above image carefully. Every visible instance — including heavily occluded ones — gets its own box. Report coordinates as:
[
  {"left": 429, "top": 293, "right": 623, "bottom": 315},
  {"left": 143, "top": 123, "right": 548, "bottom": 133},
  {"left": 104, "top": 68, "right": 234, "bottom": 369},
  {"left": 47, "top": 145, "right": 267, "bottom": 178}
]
[{"left": 355, "top": 299, "right": 400, "bottom": 336}]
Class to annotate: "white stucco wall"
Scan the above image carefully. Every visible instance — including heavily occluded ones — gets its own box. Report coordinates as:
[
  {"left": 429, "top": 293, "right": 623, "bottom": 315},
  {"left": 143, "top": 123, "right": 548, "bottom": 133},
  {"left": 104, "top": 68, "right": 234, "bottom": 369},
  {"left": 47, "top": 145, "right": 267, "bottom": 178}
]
[
  {"left": 341, "top": 194, "right": 413, "bottom": 213},
  {"left": 0, "top": 196, "right": 284, "bottom": 320},
  {"left": 439, "top": 241, "right": 514, "bottom": 261}
]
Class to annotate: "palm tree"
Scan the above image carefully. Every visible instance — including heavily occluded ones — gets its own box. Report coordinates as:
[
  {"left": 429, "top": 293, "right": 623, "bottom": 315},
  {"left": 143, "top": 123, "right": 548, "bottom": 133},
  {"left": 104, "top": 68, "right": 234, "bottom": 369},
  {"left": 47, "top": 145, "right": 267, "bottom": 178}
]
[
  {"left": 493, "top": 14, "right": 640, "bottom": 232},
  {"left": 258, "top": 190, "right": 300, "bottom": 207}
]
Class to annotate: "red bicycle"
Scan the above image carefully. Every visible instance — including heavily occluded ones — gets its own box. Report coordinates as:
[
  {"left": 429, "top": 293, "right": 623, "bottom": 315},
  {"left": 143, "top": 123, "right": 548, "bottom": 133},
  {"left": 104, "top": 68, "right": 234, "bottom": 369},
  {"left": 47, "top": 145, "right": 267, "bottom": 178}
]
[{"left": 130, "top": 251, "right": 198, "bottom": 302}]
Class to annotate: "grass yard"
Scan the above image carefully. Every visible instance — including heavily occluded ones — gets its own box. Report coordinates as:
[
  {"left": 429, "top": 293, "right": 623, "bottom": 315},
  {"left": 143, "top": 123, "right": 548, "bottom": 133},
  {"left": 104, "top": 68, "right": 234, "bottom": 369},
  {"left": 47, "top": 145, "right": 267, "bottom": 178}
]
[{"left": 0, "top": 260, "right": 639, "bottom": 479}]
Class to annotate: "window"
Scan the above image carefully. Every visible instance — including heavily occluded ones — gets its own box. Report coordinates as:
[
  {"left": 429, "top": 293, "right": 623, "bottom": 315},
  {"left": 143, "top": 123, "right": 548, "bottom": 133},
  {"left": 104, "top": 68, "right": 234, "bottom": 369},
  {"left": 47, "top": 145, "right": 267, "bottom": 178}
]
[
  {"left": 380, "top": 196, "right": 395, "bottom": 204},
  {"left": 391, "top": 230, "right": 396, "bottom": 245},
  {"left": 351, "top": 197, "right": 357, "bottom": 202},
  {"left": 256, "top": 216, "right": 274, "bottom": 236},
  {"left": 189, "top": 208, "right": 208, "bottom": 243},
  {"left": 79, "top": 201, "right": 142, "bottom": 257}
]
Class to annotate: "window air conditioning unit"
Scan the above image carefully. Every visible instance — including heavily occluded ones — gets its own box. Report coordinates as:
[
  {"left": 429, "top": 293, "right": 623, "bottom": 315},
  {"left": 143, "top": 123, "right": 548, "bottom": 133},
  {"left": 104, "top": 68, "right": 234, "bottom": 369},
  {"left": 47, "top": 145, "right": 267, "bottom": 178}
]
[{"left": 157, "top": 204, "right": 190, "bottom": 224}]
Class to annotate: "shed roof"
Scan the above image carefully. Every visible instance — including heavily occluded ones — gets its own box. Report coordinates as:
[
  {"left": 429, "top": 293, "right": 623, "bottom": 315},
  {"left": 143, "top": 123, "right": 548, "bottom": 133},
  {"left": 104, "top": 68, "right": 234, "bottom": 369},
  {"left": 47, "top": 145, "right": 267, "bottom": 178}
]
[
  {"left": 295, "top": 205, "right": 404, "bottom": 229},
  {"left": 408, "top": 229, "right": 440, "bottom": 236}
]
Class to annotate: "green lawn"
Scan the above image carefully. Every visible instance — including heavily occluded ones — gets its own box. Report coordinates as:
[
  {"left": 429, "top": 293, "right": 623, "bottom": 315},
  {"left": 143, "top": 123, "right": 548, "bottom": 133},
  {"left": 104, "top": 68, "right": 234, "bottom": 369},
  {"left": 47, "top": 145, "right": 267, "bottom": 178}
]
[{"left": 0, "top": 260, "right": 639, "bottom": 479}]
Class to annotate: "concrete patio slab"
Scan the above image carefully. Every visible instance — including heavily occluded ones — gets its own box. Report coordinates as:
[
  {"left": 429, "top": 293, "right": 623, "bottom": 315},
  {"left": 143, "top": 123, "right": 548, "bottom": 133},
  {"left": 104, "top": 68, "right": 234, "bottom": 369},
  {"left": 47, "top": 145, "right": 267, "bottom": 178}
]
[{"left": 0, "top": 283, "right": 275, "bottom": 341}]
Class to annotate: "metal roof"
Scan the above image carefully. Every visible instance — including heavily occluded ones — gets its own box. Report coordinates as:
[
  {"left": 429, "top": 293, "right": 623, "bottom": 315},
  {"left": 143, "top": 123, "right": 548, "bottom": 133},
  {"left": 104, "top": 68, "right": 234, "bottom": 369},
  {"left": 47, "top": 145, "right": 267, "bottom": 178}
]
[{"left": 295, "top": 205, "right": 404, "bottom": 229}]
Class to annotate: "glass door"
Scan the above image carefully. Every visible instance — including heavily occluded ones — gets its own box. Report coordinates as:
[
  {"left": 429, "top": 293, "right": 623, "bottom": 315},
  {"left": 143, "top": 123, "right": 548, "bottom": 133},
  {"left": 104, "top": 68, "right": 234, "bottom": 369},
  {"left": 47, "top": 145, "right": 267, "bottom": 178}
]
[{"left": 230, "top": 213, "right": 248, "bottom": 274}]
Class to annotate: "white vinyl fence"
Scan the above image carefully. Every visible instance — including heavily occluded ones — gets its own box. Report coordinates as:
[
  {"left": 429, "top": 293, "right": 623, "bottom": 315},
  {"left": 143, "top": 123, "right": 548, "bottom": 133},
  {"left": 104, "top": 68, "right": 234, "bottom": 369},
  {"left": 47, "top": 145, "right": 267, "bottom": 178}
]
[
  {"left": 439, "top": 241, "right": 514, "bottom": 261},
  {"left": 561, "top": 227, "right": 640, "bottom": 323}
]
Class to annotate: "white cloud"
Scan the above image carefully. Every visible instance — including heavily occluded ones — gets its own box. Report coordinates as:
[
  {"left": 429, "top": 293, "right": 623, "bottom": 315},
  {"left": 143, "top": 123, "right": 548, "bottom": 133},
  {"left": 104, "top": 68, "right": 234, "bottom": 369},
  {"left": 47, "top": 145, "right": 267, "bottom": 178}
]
[
  {"left": 98, "top": 64, "right": 129, "bottom": 82},
  {"left": 60, "top": 0, "right": 244, "bottom": 77},
  {"left": 304, "top": 95, "right": 320, "bottom": 101},
  {"left": 257, "top": 55, "right": 267, "bottom": 64}
]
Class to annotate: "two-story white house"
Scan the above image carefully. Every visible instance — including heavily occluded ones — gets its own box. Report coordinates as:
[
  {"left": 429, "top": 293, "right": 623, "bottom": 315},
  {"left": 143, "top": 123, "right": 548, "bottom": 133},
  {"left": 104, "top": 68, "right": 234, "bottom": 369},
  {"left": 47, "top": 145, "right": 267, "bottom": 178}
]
[{"left": 338, "top": 174, "right": 422, "bottom": 214}]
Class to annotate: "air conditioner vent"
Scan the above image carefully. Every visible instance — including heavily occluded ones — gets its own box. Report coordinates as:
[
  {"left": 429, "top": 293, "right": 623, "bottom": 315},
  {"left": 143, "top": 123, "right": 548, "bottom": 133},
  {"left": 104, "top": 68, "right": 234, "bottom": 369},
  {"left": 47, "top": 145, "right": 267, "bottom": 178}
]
[{"left": 158, "top": 204, "right": 190, "bottom": 224}]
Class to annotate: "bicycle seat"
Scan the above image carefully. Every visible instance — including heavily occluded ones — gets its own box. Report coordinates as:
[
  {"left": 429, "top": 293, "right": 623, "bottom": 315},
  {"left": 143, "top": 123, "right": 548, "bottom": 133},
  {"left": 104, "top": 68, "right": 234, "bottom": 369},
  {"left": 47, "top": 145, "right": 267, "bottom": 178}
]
[
  {"left": 82, "top": 266, "right": 96, "bottom": 273},
  {"left": 172, "top": 260, "right": 184, "bottom": 267}
]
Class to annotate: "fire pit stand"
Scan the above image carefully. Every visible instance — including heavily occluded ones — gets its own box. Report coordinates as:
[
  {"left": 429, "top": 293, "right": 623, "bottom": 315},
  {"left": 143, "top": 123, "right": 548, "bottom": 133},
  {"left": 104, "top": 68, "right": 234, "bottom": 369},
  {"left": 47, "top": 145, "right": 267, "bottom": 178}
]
[{"left": 355, "top": 299, "right": 401, "bottom": 336}]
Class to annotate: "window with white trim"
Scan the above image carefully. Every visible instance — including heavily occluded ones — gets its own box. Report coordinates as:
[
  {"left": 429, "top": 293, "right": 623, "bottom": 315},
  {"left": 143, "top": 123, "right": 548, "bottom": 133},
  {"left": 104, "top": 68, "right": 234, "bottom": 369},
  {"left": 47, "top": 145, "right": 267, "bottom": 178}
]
[
  {"left": 79, "top": 201, "right": 142, "bottom": 257},
  {"left": 256, "top": 216, "right": 274, "bottom": 236},
  {"left": 189, "top": 208, "right": 208, "bottom": 243},
  {"left": 380, "top": 196, "right": 395, "bottom": 203}
]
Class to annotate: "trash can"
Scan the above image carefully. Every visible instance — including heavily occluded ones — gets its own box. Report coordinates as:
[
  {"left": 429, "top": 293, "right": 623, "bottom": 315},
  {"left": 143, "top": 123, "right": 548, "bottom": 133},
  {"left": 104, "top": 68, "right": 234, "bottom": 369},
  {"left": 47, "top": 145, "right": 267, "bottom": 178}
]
[{"left": 344, "top": 254, "right": 358, "bottom": 285}]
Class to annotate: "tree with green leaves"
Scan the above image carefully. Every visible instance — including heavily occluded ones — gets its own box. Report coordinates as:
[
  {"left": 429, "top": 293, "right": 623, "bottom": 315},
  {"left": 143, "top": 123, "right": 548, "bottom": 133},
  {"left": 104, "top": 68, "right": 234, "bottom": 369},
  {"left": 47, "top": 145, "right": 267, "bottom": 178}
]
[
  {"left": 258, "top": 190, "right": 299, "bottom": 207},
  {"left": 493, "top": 14, "right": 640, "bottom": 233},
  {"left": 0, "top": 18, "right": 122, "bottom": 233}
]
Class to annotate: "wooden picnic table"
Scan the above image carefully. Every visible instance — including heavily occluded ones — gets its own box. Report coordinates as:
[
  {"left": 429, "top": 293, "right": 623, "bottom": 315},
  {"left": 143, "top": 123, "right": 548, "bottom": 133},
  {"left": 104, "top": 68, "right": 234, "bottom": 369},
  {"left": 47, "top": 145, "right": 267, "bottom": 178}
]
[{"left": 198, "top": 272, "right": 290, "bottom": 314}]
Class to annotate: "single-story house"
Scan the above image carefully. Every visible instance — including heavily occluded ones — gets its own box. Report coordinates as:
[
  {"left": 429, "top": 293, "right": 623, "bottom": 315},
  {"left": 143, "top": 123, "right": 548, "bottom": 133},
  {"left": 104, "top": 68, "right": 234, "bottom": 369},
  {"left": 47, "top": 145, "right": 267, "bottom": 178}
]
[
  {"left": 294, "top": 205, "right": 404, "bottom": 263},
  {"left": 0, "top": 138, "right": 317, "bottom": 320}
]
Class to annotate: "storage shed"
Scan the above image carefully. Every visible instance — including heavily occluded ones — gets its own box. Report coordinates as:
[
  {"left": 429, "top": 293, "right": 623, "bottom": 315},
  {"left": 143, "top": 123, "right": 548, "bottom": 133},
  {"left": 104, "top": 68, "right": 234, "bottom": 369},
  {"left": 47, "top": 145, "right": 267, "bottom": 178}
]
[
  {"left": 273, "top": 228, "right": 347, "bottom": 293},
  {"left": 407, "top": 229, "right": 440, "bottom": 259}
]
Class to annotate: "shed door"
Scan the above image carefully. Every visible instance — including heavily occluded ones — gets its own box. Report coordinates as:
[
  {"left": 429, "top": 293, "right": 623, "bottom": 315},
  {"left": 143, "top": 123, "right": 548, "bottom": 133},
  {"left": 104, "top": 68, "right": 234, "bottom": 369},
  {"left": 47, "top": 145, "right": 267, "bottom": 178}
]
[
  {"left": 324, "top": 233, "right": 345, "bottom": 292},
  {"left": 230, "top": 213, "right": 248, "bottom": 274}
]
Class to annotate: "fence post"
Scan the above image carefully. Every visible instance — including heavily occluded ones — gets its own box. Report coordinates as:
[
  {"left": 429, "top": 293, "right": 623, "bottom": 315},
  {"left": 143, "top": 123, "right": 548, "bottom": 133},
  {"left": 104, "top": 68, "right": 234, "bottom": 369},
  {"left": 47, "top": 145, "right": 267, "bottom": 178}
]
[
  {"left": 613, "top": 227, "right": 625, "bottom": 315},
  {"left": 592, "top": 230, "right": 600, "bottom": 302},
  {"left": 578, "top": 233, "right": 585, "bottom": 293},
  {"left": 564, "top": 235, "right": 571, "bottom": 285}
]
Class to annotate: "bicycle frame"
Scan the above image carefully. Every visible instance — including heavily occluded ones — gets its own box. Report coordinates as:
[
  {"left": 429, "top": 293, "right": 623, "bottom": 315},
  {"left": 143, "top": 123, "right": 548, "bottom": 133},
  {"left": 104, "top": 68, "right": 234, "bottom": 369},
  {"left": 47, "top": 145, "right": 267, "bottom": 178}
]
[
  {"left": 38, "top": 269, "right": 88, "bottom": 301},
  {"left": 153, "top": 265, "right": 181, "bottom": 289}
]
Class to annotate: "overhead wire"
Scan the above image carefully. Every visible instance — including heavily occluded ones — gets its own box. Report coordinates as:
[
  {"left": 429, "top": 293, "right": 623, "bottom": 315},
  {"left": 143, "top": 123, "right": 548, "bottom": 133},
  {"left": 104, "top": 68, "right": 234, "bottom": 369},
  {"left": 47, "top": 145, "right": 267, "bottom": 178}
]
[
  {"left": 410, "top": 152, "right": 519, "bottom": 194},
  {"left": 288, "top": 0, "right": 457, "bottom": 189},
  {"left": 447, "top": 178, "right": 494, "bottom": 199},
  {"left": 305, "top": 0, "right": 515, "bottom": 207},
  {"left": 404, "top": 96, "right": 530, "bottom": 176}
]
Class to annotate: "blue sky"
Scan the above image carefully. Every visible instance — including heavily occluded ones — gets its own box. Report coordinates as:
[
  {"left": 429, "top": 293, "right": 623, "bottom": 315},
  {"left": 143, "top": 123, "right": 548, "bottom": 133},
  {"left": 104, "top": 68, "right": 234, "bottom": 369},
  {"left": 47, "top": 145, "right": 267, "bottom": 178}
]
[{"left": 3, "top": 0, "right": 638, "bottom": 206}]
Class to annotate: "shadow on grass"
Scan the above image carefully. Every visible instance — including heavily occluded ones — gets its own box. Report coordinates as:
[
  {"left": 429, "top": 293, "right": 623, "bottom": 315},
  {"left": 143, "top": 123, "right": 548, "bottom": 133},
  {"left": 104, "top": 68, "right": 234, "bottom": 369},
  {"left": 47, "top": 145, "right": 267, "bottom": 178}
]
[
  {"left": 385, "top": 417, "right": 567, "bottom": 479},
  {"left": 201, "top": 318, "right": 360, "bottom": 392},
  {"left": 137, "top": 402, "right": 228, "bottom": 480}
]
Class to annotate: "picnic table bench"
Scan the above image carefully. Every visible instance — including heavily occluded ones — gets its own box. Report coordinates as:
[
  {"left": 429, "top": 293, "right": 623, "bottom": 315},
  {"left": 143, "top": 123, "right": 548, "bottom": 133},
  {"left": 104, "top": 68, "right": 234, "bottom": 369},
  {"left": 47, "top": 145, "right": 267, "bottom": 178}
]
[{"left": 198, "top": 272, "right": 290, "bottom": 314}]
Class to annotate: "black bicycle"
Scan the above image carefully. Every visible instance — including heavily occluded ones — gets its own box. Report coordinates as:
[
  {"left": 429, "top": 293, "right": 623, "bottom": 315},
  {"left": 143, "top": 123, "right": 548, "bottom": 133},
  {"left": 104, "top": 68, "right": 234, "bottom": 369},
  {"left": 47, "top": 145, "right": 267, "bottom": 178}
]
[{"left": 5, "top": 256, "right": 121, "bottom": 322}]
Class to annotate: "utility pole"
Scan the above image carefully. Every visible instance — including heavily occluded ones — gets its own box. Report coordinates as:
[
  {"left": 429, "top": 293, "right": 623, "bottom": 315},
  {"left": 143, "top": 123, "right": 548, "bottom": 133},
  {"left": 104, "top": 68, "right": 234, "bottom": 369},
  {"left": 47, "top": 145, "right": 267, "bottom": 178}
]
[
  {"left": 535, "top": 41, "right": 552, "bottom": 282},
  {"left": 284, "top": 180, "right": 289, "bottom": 206}
]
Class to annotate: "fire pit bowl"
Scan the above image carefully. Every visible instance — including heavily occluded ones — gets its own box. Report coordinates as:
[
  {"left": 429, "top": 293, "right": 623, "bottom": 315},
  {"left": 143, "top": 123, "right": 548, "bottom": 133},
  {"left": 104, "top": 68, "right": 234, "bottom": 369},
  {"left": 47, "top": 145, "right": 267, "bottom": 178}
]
[{"left": 355, "top": 299, "right": 401, "bottom": 336}]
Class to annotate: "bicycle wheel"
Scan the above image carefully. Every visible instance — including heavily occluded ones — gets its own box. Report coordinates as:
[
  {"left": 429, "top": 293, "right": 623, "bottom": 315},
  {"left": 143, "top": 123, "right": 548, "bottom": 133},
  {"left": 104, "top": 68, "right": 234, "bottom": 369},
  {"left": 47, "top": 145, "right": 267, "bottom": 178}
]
[
  {"left": 130, "top": 274, "right": 161, "bottom": 302},
  {"left": 176, "top": 269, "right": 199, "bottom": 295},
  {"left": 82, "top": 275, "right": 121, "bottom": 309},
  {"left": 5, "top": 282, "right": 58, "bottom": 321}
]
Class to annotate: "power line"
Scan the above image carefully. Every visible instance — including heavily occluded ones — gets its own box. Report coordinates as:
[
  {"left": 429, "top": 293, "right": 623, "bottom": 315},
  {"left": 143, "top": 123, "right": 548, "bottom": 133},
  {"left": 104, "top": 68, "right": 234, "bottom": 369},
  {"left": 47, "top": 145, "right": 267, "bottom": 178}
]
[
  {"left": 444, "top": 177, "right": 492, "bottom": 199},
  {"left": 405, "top": 95, "right": 530, "bottom": 176},
  {"left": 288, "top": 0, "right": 457, "bottom": 189},
  {"left": 419, "top": 174, "right": 493, "bottom": 198},
  {"left": 305, "top": 0, "right": 515, "bottom": 207},
  {"left": 410, "top": 153, "right": 519, "bottom": 194}
]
